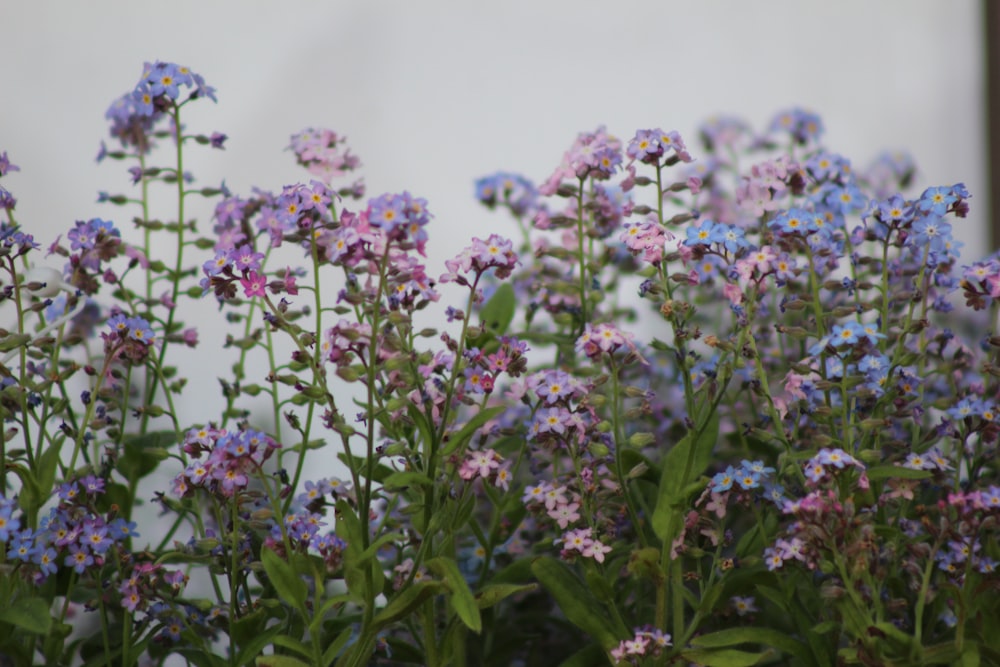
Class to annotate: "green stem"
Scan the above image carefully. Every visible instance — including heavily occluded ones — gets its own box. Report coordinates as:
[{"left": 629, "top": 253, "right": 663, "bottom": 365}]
[
  {"left": 141, "top": 103, "right": 186, "bottom": 432},
  {"left": 576, "top": 176, "right": 588, "bottom": 331},
  {"left": 609, "top": 357, "right": 646, "bottom": 547}
]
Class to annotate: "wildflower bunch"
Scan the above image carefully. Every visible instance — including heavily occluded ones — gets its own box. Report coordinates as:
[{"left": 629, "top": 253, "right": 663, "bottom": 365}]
[{"left": 1, "top": 62, "right": 998, "bottom": 667}]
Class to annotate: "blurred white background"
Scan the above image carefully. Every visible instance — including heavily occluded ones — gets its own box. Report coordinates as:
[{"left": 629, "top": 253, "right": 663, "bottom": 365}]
[{"left": 1, "top": 1, "right": 988, "bottom": 489}]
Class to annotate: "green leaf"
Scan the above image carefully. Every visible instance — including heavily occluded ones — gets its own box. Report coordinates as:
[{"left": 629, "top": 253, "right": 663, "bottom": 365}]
[
  {"left": 355, "top": 532, "right": 405, "bottom": 564},
  {"left": 232, "top": 624, "right": 284, "bottom": 666},
  {"left": 406, "top": 404, "right": 436, "bottom": 452},
  {"left": 811, "top": 620, "right": 839, "bottom": 635},
  {"left": 255, "top": 656, "right": 312, "bottom": 667},
  {"left": 7, "top": 464, "right": 44, "bottom": 528},
  {"left": 322, "top": 626, "right": 354, "bottom": 666},
  {"left": 427, "top": 557, "right": 482, "bottom": 633},
  {"left": 834, "top": 597, "right": 871, "bottom": 639},
  {"left": 441, "top": 406, "right": 506, "bottom": 456},
  {"left": 261, "top": 547, "right": 308, "bottom": 609},
  {"left": 651, "top": 412, "right": 720, "bottom": 542},
  {"left": 960, "top": 644, "right": 981, "bottom": 667},
  {"left": 0, "top": 597, "right": 52, "bottom": 634},
  {"left": 122, "top": 429, "right": 179, "bottom": 449},
  {"left": 118, "top": 430, "right": 175, "bottom": 480},
  {"left": 381, "top": 471, "right": 434, "bottom": 491},
  {"left": 475, "top": 583, "right": 537, "bottom": 609},
  {"left": 372, "top": 581, "right": 447, "bottom": 630},
  {"left": 20, "top": 443, "right": 62, "bottom": 523},
  {"left": 584, "top": 569, "right": 615, "bottom": 603},
  {"left": 864, "top": 465, "right": 932, "bottom": 480},
  {"left": 680, "top": 648, "right": 766, "bottom": 666},
  {"left": 531, "top": 556, "right": 625, "bottom": 650},
  {"left": 230, "top": 606, "right": 272, "bottom": 649},
  {"left": 336, "top": 453, "right": 393, "bottom": 483},
  {"left": 270, "top": 635, "right": 313, "bottom": 659},
  {"left": 558, "top": 643, "right": 608, "bottom": 667},
  {"left": 690, "top": 627, "right": 811, "bottom": 662},
  {"left": 478, "top": 282, "right": 516, "bottom": 336}
]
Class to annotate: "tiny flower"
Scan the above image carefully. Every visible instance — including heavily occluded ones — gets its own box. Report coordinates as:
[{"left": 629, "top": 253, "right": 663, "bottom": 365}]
[{"left": 731, "top": 596, "right": 757, "bottom": 616}]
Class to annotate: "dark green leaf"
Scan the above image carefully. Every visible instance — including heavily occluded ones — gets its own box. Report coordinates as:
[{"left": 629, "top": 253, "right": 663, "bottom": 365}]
[
  {"left": 690, "top": 627, "right": 811, "bottom": 662},
  {"left": 865, "top": 465, "right": 932, "bottom": 480},
  {"left": 531, "top": 556, "right": 625, "bottom": 650},
  {"left": 681, "top": 648, "right": 766, "bottom": 666},
  {"left": 475, "top": 583, "right": 537, "bottom": 609},
  {"left": 255, "top": 656, "right": 312, "bottom": 667},
  {"left": 558, "top": 643, "right": 608, "bottom": 667},
  {"left": 372, "top": 581, "right": 447, "bottom": 630}
]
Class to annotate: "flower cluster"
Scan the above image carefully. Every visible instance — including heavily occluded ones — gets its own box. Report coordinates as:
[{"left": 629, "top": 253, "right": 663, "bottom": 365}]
[
  {"left": 289, "top": 128, "right": 363, "bottom": 188},
  {"left": 475, "top": 172, "right": 538, "bottom": 217},
  {"left": 441, "top": 233, "right": 519, "bottom": 284},
  {"left": 610, "top": 627, "right": 672, "bottom": 665},
  {"left": 5, "top": 60, "right": 1000, "bottom": 667},
  {"left": 174, "top": 425, "right": 280, "bottom": 498},
  {"left": 0, "top": 151, "right": 21, "bottom": 214},
  {"left": 132, "top": 61, "right": 215, "bottom": 114}
]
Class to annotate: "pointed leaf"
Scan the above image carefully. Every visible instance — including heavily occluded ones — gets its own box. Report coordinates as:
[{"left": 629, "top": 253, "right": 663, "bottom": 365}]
[
  {"left": 381, "top": 471, "right": 434, "bottom": 491},
  {"left": 531, "top": 556, "right": 625, "bottom": 649},
  {"left": 681, "top": 648, "right": 766, "bottom": 666},
  {"left": 372, "top": 580, "right": 447, "bottom": 630},
  {"left": 651, "top": 412, "right": 719, "bottom": 542},
  {"left": 865, "top": 465, "right": 932, "bottom": 480},
  {"left": 255, "top": 656, "right": 311, "bottom": 667},
  {"left": 441, "top": 406, "right": 506, "bottom": 456},
  {"left": 0, "top": 597, "right": 52, "bottom": 634},
  {"left": 427, "top": 556, "right": 482, "bottom": 633},
  {"left": 690, "top": 627, "right": 811, "bottom": 662},
  {"left": 558, "top": 643, "right": 608, "bottom": 667},
  {"left": 322, "top": 626, "right": 354, "bottom": 666},
  {"left": 261, "top": 547, "right": 307, "bottom": 609},
  {"left": 270, "top": 635, "right": 313, "bottom": 660},
  {"left": 478, "top": 282, "right": 516, "bottom": 336},
  {"left": 475, "top": 583, "right": 537, "bottom": 609}
]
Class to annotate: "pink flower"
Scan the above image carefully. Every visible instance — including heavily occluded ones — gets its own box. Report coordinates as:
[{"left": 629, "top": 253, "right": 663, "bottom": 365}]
[
  {"left": 722, "top": 281, "right": 743, "bottom": 305},
  {"left": 582, "top": 539, "right": 612, "bottom": 563},
  {"left": 240, "top": 271, "right": 267, "bottom": 297},
  {"left": 548, "top": 502, "right": 580, "bottom": 529},
  {"left": 560, "top": 528, "right": 593, "bottom": 554},
  {"left": 543, "top": 485, "right": 569, "bottom": 511}
]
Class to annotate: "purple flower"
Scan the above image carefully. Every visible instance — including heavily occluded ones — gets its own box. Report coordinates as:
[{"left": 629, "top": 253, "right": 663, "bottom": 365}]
[
  {"left": 0, "top": 501, "right": 21, "bottom": 542},
  {"left": 0, "top": 151, "right": 20, "bottom": 177},
  {"left": 8, "top": 529, "right": 38, "bottom": 562},
  {"left": 65, "top": 544, "right": 94, "bottom": 574},
  {"left": 80, "top": 475, "right": 105, "bottom": 496},
  {"left": 126, "top": 317, "right": 155, "bottom": 345},
  {"left": 82, "top": 522, "right": 112, "bottom": 555},
  {"left": 532, "top": 370, "right": 574, "bottom": 405},
  {"left": 33, "top": 547, "right": 58, "bottom": 577}
]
